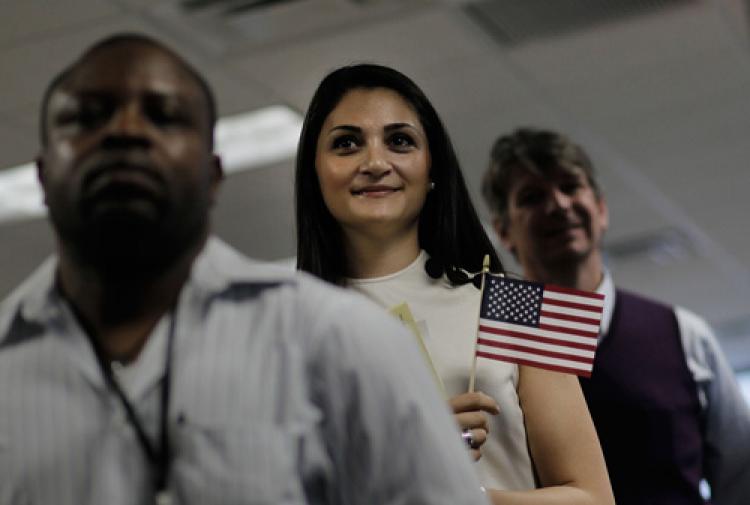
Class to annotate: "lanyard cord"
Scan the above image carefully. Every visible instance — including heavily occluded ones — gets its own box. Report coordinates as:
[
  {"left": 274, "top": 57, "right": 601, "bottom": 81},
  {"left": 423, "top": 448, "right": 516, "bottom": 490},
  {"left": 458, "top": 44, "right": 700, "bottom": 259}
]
[{"left": 87, "top": 309, "right": 177, "bottom": 494}]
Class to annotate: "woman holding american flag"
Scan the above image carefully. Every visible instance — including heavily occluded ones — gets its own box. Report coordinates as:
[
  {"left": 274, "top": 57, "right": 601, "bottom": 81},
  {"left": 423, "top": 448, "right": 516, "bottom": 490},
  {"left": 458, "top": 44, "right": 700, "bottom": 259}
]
[{"left": 294, "top": 63, "right": 614, "bottom": 505}]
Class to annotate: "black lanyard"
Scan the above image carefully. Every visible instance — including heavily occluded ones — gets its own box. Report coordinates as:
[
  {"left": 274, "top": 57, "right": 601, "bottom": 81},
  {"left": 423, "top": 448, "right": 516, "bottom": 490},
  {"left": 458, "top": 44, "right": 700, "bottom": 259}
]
[{"left": 86, "top": 310, "right": 177, "bottom": 501}]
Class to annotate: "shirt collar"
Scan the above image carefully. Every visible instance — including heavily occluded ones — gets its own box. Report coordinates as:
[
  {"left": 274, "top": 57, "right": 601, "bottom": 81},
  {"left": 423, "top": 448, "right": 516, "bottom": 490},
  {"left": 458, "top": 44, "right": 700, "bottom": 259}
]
[
  {"left": 0, "top": 256, "right": 60, "bottom": 332},
  {"left": 189, "top": 236, "right": 296, "bottom": 293},
  {"left": 0, "top": 236, "right": 295, "bottom": 344},
  {"left": 595, "top": 268, "right": 616, "bottom": 338}
]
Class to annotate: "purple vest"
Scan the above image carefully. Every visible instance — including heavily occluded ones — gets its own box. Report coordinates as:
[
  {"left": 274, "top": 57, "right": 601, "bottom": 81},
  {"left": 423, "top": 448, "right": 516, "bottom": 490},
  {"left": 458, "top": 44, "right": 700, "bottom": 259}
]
[{"left": 579, "top": 289, "right": 706, "bottom": 505}]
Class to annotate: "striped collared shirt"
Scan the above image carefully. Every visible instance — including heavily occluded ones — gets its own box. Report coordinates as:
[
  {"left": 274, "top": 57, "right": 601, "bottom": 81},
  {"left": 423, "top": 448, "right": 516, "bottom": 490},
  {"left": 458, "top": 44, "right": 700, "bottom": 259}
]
[{"left": 0, "top": 238, "right": 488, "bottom": 505}]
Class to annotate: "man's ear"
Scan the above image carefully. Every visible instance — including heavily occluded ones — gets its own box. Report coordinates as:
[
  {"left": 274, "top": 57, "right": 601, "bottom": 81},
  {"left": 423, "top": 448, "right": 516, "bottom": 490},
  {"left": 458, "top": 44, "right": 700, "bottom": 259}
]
[
  {"left": 597, "top": 194, "right": 609, "bottom": 233},
  {"left": 492, "top": 215, "right": 517, "bottom": 257},
  {"left": 36, "top": 156, "right": 48, "bottom": 205},
  {"left": 208, "top": 154, "right": 224, "bottom": 206},
  {"left": 492, "top": 215, "right": 509, "bottom": 249}
]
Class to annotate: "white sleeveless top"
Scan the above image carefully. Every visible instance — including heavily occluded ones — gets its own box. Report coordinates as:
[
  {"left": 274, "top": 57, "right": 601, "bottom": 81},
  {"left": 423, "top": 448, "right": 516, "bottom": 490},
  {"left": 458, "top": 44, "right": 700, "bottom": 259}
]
[{"left": 349, "top": 251, "right": 536, "bottom": 490}]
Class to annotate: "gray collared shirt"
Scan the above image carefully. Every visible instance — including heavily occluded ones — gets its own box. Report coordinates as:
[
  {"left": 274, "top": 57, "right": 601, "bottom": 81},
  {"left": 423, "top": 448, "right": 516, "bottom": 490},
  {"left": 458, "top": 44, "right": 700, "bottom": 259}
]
[{"left": 0, "top": 238, "right": 489, "bottom": 505}]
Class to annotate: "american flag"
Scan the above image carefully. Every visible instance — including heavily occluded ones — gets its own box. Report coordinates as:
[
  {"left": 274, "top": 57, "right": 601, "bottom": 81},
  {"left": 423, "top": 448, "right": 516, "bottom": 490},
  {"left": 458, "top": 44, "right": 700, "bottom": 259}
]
[{"left": 476, "top": 274, "right": 604, "bottom": 377}]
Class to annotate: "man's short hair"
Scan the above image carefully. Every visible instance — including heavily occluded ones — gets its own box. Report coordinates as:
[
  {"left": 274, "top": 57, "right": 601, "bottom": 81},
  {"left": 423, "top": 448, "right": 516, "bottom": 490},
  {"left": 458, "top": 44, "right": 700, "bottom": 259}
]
[
  {"left": 481, "top": 128, "right": 601, "bottom": 219},
  {"left": 39, "top": 33, "right": 217, "bottom": 147}
]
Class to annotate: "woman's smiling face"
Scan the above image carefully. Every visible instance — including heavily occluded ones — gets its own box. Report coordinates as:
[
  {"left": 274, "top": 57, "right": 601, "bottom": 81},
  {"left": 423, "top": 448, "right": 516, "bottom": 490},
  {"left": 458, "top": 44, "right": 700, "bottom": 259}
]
[{"left": 315, "top": 87, "right": 431, "bottom": 240}]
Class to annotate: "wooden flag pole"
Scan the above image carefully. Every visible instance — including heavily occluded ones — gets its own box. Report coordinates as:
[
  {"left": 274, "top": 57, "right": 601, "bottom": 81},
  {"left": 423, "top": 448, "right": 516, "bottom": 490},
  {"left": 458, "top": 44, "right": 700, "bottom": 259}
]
[{"left": 468, "top": 254, "right": 491, "bottom": 393}]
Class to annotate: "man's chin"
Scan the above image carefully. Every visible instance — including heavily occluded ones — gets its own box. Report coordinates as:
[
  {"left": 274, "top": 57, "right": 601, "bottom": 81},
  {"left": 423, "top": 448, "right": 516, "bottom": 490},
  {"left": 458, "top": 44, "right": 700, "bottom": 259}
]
[
  {"left": 87, "top": 206, "right": 160, "bottom": 241},
  {"left": 87, "top": 227, "right": 162, "bottom": 273},
  {"left": 83, "top": 198, "right": 162, "bottom": 224},
  {"left": 68, "top": 210, "right": 179, "bottom": 277},
  {"left": 53, "top": 198, "right": 208, "bottom": 279},
  {"left": 539, "top": 244, "right": 593, "bottom": 267}
]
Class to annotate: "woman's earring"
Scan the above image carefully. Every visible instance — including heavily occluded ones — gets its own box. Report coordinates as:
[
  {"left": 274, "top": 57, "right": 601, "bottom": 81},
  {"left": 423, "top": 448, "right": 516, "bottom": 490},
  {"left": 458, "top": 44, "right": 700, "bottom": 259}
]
[{"left": 429, "top": 181, "right": 435, "bottom": 191}]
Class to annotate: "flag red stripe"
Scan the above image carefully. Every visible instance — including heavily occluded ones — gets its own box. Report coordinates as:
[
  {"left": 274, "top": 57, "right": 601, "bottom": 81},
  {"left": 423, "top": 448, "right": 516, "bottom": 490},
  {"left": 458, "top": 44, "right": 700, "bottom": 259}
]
[
  {"left": 544, "top": 284, "right": 604, "bottom": 300},
  {"left": 477, "top": 338, "right": 594, "bottom": 364},
  {"left": 540, "top": 310, "right": 601, "bottom": 326},
  {"left": 478, "top": 325, "right": 598, "bottom": 350},
  {"left": 542, "top": 297, "right": 604, "bottom": 313},
  {"left": 476, "top": 351, "right": 592, "bottom": 378},
  {"left": 539, "top": 323, "right": 599, "bottom": 339}
]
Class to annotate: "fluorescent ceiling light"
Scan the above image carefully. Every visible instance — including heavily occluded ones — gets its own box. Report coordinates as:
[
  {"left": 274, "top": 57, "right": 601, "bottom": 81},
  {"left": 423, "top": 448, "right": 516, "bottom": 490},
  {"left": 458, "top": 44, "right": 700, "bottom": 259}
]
[
  {"left": 217, "top": 105, "right": 302, "bottom": 174},
  {"left": 0, "top": 163, "right": 42, "bottom": 223},
  {"left": 0, "top": 105, "right": 303, "bottom": 224}
]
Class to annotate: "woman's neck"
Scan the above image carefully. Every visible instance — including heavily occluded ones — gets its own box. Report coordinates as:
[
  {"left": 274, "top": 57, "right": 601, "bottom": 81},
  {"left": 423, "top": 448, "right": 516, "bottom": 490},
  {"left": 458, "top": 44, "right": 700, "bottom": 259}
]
[{"left": 343, "top": 227, "right": 421, "bottom": 279}]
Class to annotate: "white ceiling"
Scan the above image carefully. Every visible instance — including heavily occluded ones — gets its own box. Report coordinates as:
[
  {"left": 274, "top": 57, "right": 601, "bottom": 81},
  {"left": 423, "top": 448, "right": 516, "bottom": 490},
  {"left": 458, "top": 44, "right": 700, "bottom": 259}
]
[{"left": 1, "top": 0, "right": 749, "bottom": 367}]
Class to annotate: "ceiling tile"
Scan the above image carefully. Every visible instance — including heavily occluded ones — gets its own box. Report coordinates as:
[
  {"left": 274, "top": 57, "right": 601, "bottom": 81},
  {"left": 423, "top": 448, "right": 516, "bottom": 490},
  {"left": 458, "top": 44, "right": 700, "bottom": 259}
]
[
  {"left": 228, "top": 6, "right": 489, "bottom": 111},
  {"left": 0, "top": 0, "right": 120, "bottom": 48}
]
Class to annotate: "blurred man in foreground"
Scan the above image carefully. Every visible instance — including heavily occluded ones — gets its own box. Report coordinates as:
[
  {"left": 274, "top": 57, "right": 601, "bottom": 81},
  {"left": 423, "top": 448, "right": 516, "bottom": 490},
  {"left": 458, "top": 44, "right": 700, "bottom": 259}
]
[{"left": 0, "top": 33, "right": 489, "bottom": 505}]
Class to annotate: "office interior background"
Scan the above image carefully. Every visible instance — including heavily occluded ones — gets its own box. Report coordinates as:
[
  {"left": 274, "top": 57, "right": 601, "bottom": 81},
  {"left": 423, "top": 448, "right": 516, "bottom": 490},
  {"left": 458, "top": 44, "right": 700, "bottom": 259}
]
[{"left": 1, "top": 0, "right": 749, "bottom": 399}]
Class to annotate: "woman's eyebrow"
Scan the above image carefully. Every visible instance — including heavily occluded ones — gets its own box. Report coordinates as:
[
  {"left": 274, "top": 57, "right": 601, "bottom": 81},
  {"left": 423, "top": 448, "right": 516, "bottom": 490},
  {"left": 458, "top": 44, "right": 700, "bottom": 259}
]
[
  {"left": 327, "top": 124, "right": 361, "bottom": 134},
  {"left": 384, "top": 122, "right": 418, "bottom": 132}
]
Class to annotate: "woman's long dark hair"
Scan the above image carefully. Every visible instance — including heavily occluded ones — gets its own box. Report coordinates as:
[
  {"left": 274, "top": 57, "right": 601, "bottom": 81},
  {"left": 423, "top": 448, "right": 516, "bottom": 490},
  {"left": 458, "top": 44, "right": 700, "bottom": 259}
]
[{"left": 295, "top": 63, "right": 502, "bottom": 285}]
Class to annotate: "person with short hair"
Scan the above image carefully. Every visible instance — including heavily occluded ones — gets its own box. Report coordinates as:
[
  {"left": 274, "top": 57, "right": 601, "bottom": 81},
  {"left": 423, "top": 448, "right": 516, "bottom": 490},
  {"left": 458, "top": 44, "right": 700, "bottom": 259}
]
[
  {"left": 0, "top": 34, "right": 492, "bottom": 505},
  {"left": 296, "top": 64, "right": 615, "bottom": 505},
  {"left": 482, "top": 127, "right": 750, "bottom": 505}
]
